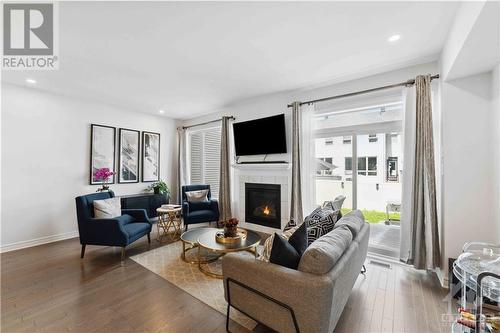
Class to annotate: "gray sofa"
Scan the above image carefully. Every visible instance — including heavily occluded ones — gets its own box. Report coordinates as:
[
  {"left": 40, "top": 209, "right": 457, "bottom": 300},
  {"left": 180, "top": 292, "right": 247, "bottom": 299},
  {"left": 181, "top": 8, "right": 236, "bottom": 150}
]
[{"left": 222, "top": 210, "right": 370, "bottom": 333}]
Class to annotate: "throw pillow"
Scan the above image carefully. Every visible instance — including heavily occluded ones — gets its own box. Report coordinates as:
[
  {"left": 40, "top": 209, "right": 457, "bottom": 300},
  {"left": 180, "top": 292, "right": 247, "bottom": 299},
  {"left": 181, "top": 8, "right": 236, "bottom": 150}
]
[
  {"left": 288, "top": 222, "right": 308, "bottom": 256},
  {"left": 185, "top": 189, "right": 209, "bottom": 203},
  {"left": 334, "top": 209, "right": 364, "bottom": 238},
  {"left": 269, "top": 233, "right": 301, "bottom": 269},
  {"left": 269, "top": 223, "right": 308, "bottom": 269},
  {"left": 259, "top": 225, "right": 298, "bottom": 262},
  {"left": 298, "top": 225, "right": 353, "bottom": 275},
  {"left": 283, "top": 218, "right": 298, "bottom": 232},
  {"left": 93, "top": 197, "right": 121, "bottom": 218},
  {"left": 305, "top": 209, "right": 340, "bottom": 245}
]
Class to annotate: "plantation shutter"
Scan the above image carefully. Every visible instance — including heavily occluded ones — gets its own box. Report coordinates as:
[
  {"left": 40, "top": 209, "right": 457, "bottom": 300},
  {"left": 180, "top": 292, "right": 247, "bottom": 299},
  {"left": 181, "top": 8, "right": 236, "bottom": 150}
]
[
  {"left": 188, "top": 127, "right": 221, "bottom": 198},
  {"left": 204, "top": 129, "right": 221, "bottom": 198},
  {"left": 190, "top": 132, "right": 203, "bottom": 184}
]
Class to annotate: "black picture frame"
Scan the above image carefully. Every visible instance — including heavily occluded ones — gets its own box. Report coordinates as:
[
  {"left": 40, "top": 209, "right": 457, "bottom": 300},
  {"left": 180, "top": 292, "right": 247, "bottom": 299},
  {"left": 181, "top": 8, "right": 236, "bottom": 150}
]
[
  {"left": 90, "top": 124, "right": 116, "bottom": 185},
  {"left": 118, "top": 128, "right": 140, "bottom": 184},
  {"left": 141, "top": 131, "right": 160, "bottom": 182}
]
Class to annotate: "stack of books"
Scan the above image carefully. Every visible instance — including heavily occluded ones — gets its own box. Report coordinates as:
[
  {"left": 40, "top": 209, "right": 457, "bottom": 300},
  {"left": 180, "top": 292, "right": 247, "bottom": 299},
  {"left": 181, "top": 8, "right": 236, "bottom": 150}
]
[{"left": 161, "top": 204, "right": 181, "bottom": 210}]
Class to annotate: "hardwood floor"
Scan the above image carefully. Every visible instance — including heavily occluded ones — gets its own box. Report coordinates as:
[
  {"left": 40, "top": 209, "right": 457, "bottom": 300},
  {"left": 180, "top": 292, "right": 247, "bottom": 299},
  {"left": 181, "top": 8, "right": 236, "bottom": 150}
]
[
  {"left": 1, "top": 229, "right": 451, "bottom": 333},
  {"left": 1, "top": 230, "right": 249, "bottom": 333}
]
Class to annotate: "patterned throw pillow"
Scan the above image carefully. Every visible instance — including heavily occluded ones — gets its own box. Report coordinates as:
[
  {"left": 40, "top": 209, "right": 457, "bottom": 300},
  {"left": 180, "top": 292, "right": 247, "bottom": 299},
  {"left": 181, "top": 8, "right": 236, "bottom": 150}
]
[
  {"left": 259, "top": 225, "right": 299, "bottom": 262},
  {"left": 305, "top": 209, "right": 340, "bottom": 245},
  {"left": 283, "top": 218, "right": 298, "bottom": 232}
]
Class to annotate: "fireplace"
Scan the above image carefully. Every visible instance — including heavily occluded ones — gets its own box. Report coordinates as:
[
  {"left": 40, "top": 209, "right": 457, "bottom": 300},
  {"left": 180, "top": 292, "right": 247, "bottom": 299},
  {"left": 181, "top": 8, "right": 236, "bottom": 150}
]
[{"left": 245, "top": 183, "right": 281, "bottom": 229}]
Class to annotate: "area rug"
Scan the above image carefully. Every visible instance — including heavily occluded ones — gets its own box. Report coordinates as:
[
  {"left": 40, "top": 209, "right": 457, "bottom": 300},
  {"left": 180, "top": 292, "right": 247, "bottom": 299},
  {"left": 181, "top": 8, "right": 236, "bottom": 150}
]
[{"left": 130, "top": 241, "right": 257, "bottom": 330}]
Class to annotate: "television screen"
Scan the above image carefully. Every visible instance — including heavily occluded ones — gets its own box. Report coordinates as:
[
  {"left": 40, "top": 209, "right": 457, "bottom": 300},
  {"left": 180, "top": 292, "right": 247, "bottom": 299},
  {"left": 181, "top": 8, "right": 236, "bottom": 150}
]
[{"left": 233, "top": 114, "right": 287, "bottom": 156}]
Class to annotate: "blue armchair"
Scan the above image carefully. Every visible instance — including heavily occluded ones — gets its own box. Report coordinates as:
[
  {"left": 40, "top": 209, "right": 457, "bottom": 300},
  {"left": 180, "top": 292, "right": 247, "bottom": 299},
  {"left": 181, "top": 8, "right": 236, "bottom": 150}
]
[
  {"left": 75, "top": 191, "right": 152, "bottom": 260},
  {"left": 182, "top": 185, "right": 220, "bottom": 230}
]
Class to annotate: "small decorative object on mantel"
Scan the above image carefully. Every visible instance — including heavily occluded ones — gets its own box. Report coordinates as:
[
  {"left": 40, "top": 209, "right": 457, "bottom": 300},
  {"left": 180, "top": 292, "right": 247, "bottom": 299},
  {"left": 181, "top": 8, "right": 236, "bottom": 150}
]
[
  {"left": 216, "top": 218, "right": 247, "bottom": 244},
  {"left": 94, "top": 167, "right": 115, "bottom": 192}
]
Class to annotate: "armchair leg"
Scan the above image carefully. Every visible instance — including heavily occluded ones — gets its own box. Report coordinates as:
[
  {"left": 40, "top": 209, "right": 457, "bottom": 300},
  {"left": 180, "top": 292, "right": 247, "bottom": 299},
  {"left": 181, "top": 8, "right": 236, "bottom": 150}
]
[
  {"left": 147, "top": 233, "right": 151, "bottom": 244},
  {"left": 121, "top": 247, "right": 126, "bottom": 261},
  {"left": 80, "top": 245, "right": 86, "bottom": 258}
]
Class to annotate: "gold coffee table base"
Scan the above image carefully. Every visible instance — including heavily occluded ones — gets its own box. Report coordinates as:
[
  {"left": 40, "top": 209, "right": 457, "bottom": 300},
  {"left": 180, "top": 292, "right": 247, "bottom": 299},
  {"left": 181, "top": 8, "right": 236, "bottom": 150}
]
[
  {"left": 181, "top": 242, "right": 220, "bottom": 265},
  {"left": 197, "top": 246, "right": 258, "bottom": 279}
]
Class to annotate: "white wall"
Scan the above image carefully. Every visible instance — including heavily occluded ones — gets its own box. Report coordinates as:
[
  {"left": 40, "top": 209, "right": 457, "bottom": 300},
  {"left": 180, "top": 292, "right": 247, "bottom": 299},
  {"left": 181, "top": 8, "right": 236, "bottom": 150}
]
[
  {"left": 1, "top": 84, "right": 178, "bottom": 252},
  {"left": 440, "top": 72, "right": 498, "bottom": 273},
  {"left": 492, "top": 64, "right": 500, "bottom": 241}
]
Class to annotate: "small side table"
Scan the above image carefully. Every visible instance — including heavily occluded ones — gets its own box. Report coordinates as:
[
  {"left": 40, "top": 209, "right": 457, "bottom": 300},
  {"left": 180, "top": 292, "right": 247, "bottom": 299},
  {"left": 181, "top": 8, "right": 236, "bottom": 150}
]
[{"left": 156, "top": 207, "right": 182, "bottom": 242}]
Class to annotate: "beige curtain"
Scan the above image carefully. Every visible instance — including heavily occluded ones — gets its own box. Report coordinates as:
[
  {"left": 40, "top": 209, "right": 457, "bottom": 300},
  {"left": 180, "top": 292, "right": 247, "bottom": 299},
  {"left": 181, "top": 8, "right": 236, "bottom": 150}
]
[
  {"left": 176, "top": 127, "right": 187, "bottom": 204},
  {"left": 290, "top": 102, "right": 303, "bottom": 224},
  {"left": 219, "top": 116, "right": 232, "bottom": 222},
  {"left": 411, "top": 75, "right": 441, "bottom": 269}
]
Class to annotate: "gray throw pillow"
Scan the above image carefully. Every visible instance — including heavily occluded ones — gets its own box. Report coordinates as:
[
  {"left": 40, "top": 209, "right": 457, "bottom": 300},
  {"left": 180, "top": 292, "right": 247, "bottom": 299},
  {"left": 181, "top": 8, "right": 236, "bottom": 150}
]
[
  {"left": 334, "top": 210, "right": 365, "bottom": 238},
  {"left": 93, "top": 197, "right": 121, "bottom": 218},
  {"left": 298, "top": 225, "right": 353, "bottom": 275},
  {"left": 185, "top": 189, "right": 209, "bottom": 203}
]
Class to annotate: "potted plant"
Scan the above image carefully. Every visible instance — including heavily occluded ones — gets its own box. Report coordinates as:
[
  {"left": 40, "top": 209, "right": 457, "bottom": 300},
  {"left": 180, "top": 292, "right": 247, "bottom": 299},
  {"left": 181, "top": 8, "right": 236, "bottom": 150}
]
[
  {"left": 147, "top": 180, "right": 170, "bottom": 200},
  {"left": 94, "top": 168, "right": 115, "bottom": 192}
]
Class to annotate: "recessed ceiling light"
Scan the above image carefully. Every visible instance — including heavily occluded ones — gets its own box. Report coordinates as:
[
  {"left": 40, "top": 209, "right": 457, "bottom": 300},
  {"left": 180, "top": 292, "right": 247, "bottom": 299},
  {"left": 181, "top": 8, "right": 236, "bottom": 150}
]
[
  {"left": 388, "top": 34, "right": 401, "bottom": 43},
  {"left": 158, "top": 109, "right": 165, "bottom": 114},
  {"left": 25, "top": 78, "right": 37, "bottom": 84}
]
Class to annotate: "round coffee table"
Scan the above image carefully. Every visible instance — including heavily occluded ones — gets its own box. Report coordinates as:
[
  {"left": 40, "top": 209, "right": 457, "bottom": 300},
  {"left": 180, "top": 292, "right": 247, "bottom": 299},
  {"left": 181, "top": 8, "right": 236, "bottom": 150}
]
[
  {"left": 197, "top": 228, "right": 261, "bottom": 279},
  {"left": 180, "top": 227, "right": 220, "bottom": 264}
]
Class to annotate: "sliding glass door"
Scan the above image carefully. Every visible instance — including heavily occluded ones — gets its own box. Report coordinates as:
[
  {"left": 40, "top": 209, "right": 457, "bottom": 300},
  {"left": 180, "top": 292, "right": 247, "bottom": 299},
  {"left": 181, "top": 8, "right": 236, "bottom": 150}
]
[
  {"left": 313, "top": 96, "right": 404, "bottom": 258},
  {"left": 314, "top": 135, "right": 353, "bottom": 214}
]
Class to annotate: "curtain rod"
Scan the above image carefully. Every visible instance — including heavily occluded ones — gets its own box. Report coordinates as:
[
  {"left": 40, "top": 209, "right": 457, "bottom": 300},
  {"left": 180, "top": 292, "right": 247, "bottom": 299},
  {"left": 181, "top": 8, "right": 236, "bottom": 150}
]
[
  {"left": 182, "top": 116, "right": 235, "bottom": 130},
  {"left": 287, "top": 74, "right": 439, "bottom": 108}
]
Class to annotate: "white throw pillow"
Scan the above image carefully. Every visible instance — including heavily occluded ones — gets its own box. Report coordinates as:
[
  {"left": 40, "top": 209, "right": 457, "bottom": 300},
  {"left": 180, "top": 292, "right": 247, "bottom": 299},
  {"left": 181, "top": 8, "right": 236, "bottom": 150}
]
[
  {"left": 93, "top": 197, "right": 121, "bottom": 218},
  {"left": 185, "top": 189, "right": 209, "bottom": 203}
]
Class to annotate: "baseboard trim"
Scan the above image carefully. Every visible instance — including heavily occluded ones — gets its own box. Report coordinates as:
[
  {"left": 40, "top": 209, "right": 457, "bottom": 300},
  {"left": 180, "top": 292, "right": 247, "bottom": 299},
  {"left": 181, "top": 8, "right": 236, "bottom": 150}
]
[
  {"left": 435, "top": 267, "right": 449, "bottom": 289},
  {"left": 0, "top": 231, "right": 79, "bottom": 253}
]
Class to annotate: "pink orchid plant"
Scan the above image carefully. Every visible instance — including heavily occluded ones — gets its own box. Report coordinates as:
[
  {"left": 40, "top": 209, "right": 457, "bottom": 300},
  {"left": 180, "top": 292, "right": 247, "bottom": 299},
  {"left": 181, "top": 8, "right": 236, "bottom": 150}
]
[{"left": 94, "top": 167, "right": 115, "bottom": 192}]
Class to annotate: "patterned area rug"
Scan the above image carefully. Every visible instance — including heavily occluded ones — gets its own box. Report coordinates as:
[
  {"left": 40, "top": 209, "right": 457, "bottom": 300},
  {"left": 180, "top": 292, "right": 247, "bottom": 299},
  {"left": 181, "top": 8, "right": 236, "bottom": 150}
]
[{"left": 130, "top": 241, "right": 257, "bottom": 330}]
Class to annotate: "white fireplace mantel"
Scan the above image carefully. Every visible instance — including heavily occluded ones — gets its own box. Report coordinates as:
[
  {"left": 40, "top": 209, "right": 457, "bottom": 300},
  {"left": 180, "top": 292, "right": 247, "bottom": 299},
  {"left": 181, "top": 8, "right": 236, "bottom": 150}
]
[{"left": 232, "top": 163, "right": 291, "bottom": 234}]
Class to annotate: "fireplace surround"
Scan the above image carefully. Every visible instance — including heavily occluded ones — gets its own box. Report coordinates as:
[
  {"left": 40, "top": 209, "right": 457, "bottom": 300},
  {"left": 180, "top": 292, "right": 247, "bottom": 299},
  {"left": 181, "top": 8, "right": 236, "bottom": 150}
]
[{"left": 245, "top": 183, "right": 281, "bottom": 229}]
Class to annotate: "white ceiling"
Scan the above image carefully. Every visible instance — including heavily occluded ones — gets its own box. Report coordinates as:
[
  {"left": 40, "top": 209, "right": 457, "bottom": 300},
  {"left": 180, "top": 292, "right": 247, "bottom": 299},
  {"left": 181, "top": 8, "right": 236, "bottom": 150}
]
[{"left": 2, "top": 1, "right": 459, "bottom": 119}]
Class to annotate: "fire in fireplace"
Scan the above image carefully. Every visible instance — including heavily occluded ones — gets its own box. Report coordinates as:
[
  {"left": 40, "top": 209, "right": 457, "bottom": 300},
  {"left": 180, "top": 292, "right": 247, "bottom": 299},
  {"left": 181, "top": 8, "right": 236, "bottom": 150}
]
[{"left": 245, "top": 183, "right": 281, "bottom": 229}]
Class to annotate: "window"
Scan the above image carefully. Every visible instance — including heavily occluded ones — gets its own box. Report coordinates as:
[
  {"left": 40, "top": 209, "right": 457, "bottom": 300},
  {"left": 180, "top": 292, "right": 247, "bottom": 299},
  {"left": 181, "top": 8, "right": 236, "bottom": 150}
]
[
  {"left": 345, "top": 157, "right": 352, "bottom": 175},
  {"left": 387, "top": 157, "right": 399, "bottom": 182},
  {"left": 316, "top": 157, "right": 335, "bottom": 177},
  {"left": 188, "top": 127, "right": 221, "bottom": 198},
  {"left": 357, "top": 156, "right": 377, "bottom": 176},
  {"left": 325, "top": 138, "right": 333, "bottom": 145},
  {"left": 368, "top": 134, "right": 378, "bottom": 143},
  {"left": 343, "top": 136, "right": 351, "bottom": 144}
]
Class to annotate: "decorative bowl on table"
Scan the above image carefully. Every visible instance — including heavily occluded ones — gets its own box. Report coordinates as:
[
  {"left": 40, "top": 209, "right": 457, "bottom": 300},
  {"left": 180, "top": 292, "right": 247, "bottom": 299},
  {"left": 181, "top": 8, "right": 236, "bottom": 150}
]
[{"left": 215, "top": 218, "right": 247, "bottom": 244}]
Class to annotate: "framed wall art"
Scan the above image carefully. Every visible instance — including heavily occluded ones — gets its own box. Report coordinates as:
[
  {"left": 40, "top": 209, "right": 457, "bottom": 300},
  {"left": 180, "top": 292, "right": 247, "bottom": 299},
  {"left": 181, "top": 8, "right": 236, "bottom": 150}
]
[
  {"left": 118, "top": 128, "right": 140, "bottom": 183},
  {"left": 90, "top": 124, "right": 116, "bottom": 185},
  {"left": 142, "top": 131, "right": 160, "bottom": 182}
]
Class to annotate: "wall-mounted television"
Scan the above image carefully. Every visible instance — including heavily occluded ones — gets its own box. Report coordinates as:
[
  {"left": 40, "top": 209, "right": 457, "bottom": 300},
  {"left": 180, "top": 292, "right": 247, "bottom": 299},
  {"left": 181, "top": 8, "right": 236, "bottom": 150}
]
[{"left": 233, "top": 114, "right": 287, "bottom": 156}]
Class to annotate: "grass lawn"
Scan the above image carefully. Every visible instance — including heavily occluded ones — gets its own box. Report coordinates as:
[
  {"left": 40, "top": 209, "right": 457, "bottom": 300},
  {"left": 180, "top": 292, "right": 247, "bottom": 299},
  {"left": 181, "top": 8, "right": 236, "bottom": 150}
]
[{"left": 341, "top": 208, "right": 400, "bottom": 224}]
